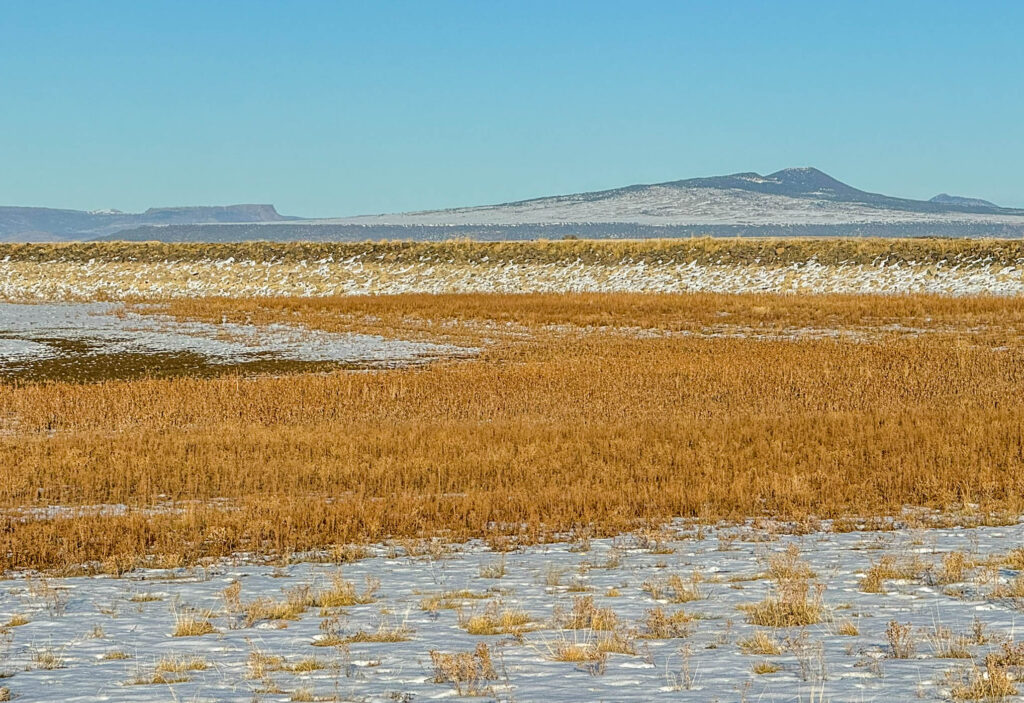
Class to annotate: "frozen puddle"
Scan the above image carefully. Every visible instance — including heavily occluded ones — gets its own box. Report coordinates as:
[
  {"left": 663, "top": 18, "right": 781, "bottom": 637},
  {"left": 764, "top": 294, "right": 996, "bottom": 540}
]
[
  {"left": 3, "top": 520, "right": 1024, "bottom": 701},
  {"left": 0, "top": 302, "right": 473, "bottom": 381}
]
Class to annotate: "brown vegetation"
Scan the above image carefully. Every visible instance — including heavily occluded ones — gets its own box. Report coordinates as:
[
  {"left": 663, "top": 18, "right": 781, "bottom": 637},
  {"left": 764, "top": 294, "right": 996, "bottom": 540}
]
[
  {"left": 5, "top": 236, "right": 1024, "bottom": 266},
  {"left": 2, "top": 291, "right": 1024, "bottom": 573}
]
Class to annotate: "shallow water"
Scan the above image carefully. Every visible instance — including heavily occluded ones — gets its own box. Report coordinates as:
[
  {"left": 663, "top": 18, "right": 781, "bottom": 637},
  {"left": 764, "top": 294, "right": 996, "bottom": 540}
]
[{"left": 0, "top": 302, "right": 470, "bottom": 382}]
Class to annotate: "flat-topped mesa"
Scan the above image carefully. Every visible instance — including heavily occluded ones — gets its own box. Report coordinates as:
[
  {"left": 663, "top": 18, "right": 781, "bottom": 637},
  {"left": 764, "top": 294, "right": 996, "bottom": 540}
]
[{"left": 140, "top": 204, "right": 285, "bottom": 222}]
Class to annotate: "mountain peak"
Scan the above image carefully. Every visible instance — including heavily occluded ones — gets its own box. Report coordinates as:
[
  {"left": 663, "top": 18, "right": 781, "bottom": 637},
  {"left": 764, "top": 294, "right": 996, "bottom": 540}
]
[{"left": 765, "top": 167, "right": 860, "bottom": 195}]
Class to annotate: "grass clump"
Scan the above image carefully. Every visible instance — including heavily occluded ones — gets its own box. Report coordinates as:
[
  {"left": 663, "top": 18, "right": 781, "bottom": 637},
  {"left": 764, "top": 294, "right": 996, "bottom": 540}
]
[
  {"left": 836, "top": 619, "right": 860, "bottom": 636},
  {"left": 860, "top": 555, "right": 928, "bottom": 593},
  {"left": 155, "top": 655, "right": 209, "bottom": 673},
  {"left": 460, "top": 602, "right": 535, "bottom": 636},
  {"left": 430, "top": 642, "right": 498, "bottom": 697},
  {"left": 948, "top": 656, "right": 1018, "bottom": 700},
  {"left": 542, "top": 633, "right": 605, "bottom": 663},
  {"left": 738, "top": 630, "right": 783, "bottom": 655},
  {"left": 311, "top": 574, "right": 378, "bottom": 608},
  {"left": 741, "top": 579, "right": 823, "bottom": 628},
  {"left": 886, "top": 621, "right": 916, "bottom": 659},
  {"left": 419, "top": 589, "right": 491, "bottom": 612},
  {"left": 639, "top": 607, "right": 696, "bottom": 639},
  {"left": 558, "top": 596, "right": 618, "bottom": 631},
  {"left": 243, "top": 585, "right": 315, "bottom": 626},
  {"left": 741, "top": 546, "right": 823, "bottom": 627},
  {"left": 171, "top": 611, "right": 217, "bottom": 637},
  {"left": 642, "top": 572, "right": 703, "bottom": 603}
]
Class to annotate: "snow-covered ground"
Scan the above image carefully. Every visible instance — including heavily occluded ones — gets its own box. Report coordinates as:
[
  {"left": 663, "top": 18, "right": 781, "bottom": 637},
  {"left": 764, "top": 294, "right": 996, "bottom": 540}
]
[
  {"left": 3, "top": 258, "right": 1024, "bottom": 300},
  {"left": 3, "top": 519, "right": 1024, "bottom": 702},
  {"left": 0, "top": 303, "right": 472, "bottom": 377}
]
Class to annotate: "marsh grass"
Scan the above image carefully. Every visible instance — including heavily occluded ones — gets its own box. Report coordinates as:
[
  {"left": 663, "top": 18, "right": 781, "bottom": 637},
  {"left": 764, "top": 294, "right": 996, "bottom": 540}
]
[
  {"left": 8, "top": 237, "right": 1024, "bottom": 267},
  {"left": 4, "top": 291, "right": 1024, "bottom": 573}
]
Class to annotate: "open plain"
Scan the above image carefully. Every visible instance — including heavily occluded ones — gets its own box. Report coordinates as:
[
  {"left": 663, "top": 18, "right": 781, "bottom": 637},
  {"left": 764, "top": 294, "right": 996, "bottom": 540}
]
[{"left": 3, "top": 239, "right": 1024, "bottom": 702}]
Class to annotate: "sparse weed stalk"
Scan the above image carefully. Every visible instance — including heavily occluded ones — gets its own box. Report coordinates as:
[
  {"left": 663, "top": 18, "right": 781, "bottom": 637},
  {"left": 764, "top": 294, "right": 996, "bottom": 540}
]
[
  {"left": 886, "top": 621, "right": 916, "bottom": 659},
  {"left": 642, "top": 571, "right": 703, "bottom": 603},
  {"left": 479, "top": 555, "right": 507, "bottom": 579}
]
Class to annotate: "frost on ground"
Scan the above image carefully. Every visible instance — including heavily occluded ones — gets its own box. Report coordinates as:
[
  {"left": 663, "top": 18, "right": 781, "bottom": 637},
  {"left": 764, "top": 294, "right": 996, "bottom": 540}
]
[
  {"left": 0, "top": 302, "right": 473, "bottom": 381},
  {"left": 4, "top": 520, "right": 1024, "bottom": 702},
  {"left": 2, "top": 258, "right": 1024, "bottom": 300}
]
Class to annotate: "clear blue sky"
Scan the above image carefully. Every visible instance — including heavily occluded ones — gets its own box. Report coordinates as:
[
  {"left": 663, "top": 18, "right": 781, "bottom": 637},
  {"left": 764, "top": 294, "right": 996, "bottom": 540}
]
[{"left": 2, "top": 0, "right": 1022, "bottom": 216}]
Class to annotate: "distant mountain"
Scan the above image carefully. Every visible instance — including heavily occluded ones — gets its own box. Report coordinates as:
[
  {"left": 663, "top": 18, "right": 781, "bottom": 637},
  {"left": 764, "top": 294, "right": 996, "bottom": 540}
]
[
  {"left": 930, "top": 193, "right": 998, "bottom": 208},
  {"left": 6, "top": 168, "right": 1023, "bottom": 242},
  {"left": 0, "top": 204, "right": 292, "bottom": 242},
  {"left": 328, "top": 167, "right": 1021, "bottom": 227}
]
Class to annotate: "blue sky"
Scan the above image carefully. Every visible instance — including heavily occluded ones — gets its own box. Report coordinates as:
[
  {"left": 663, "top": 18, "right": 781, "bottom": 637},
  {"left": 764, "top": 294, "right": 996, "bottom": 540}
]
[{"left": 2, "top": 1, "right": 1022, "bottom": 216}]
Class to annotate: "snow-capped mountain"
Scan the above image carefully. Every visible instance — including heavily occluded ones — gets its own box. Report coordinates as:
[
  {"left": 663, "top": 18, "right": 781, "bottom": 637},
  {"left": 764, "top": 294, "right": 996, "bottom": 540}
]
[{"left": 331, "top": 167, "right": 1022, "bottom": 228}]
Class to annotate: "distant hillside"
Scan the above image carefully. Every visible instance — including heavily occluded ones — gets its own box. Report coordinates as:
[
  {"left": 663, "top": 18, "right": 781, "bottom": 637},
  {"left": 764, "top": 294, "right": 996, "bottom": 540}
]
[
  {"left": 930, "top": 193, "right": 999, "bottom": 208},
  {"left": 7, "top": 168, "right": 1024, "bottom": 242},
  {"left": 0, "top": 204, "right": 292, "bottom": 242}
]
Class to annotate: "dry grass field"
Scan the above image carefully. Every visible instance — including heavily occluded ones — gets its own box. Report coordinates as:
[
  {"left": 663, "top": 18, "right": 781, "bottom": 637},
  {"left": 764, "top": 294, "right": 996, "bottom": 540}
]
[
  {"left": 4, "top": 237, "right": 1024, "bottom": 265},
  {"left": 3, "top": 283, "right": 1024, "bottom": 574},
  {"left": 4, "top": 237, "right": 1024, "bottom": 299},
  {"left": 6, "top": 240, "right": 1024, "bottom": 702}
]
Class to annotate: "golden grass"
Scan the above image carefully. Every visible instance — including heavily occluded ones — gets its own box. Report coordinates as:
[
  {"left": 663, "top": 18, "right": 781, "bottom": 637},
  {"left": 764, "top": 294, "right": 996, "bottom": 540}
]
[
  {"left": 738, "top": 630, "right": 783, "bottom": 655},
  {"left": 312, "top": 574, "right": 378, "bottom": 608},
  {"left": 430, "top": 642, "right": 498, "bottom": 696},
  {"left": 339, "top": 626, "right": 413, "bottom": 643},
  {"left": 2, "top": 291, "right": 1024, "bottom": 572},
  {"left": 836, "top": 619, "right": 860, "bottom": 637},
  {"left": 419, "top": 589, "right": 491, "bottom": 612},
  {"left": 557, "top": 595, "right": 618, "bottom": 631},
  {"left": 949, "top": 657, "right": 1019, "bottom": 700},
  {"left": 639, "top": 607, "right": 696, "bottom": 639},
  {"left": 155, "top": 655, "right": 209, "bottom": 673},
  {"left": 171, "top": 611, "right": 217, "bottom": 637},
  {"left": 595, "top": 630, "right": 637, "bottom": 656},
  {"left": 460, "top": 603, "right": 536, "bottom": 636},
  {"left": 545, "top": 638, "right": 604, "bottom": 663},
  {"left": 642, "top": 572, "right": 703, "bottom": 604},
  {"left": 742, "top": 548, "right": 824, "bottom": 627},
  {"left": 859, "top": 555, "right": 930, "bottom": 593},
  {"left": 6, "top": 237, "right": 1024, "bottom": 266}
]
